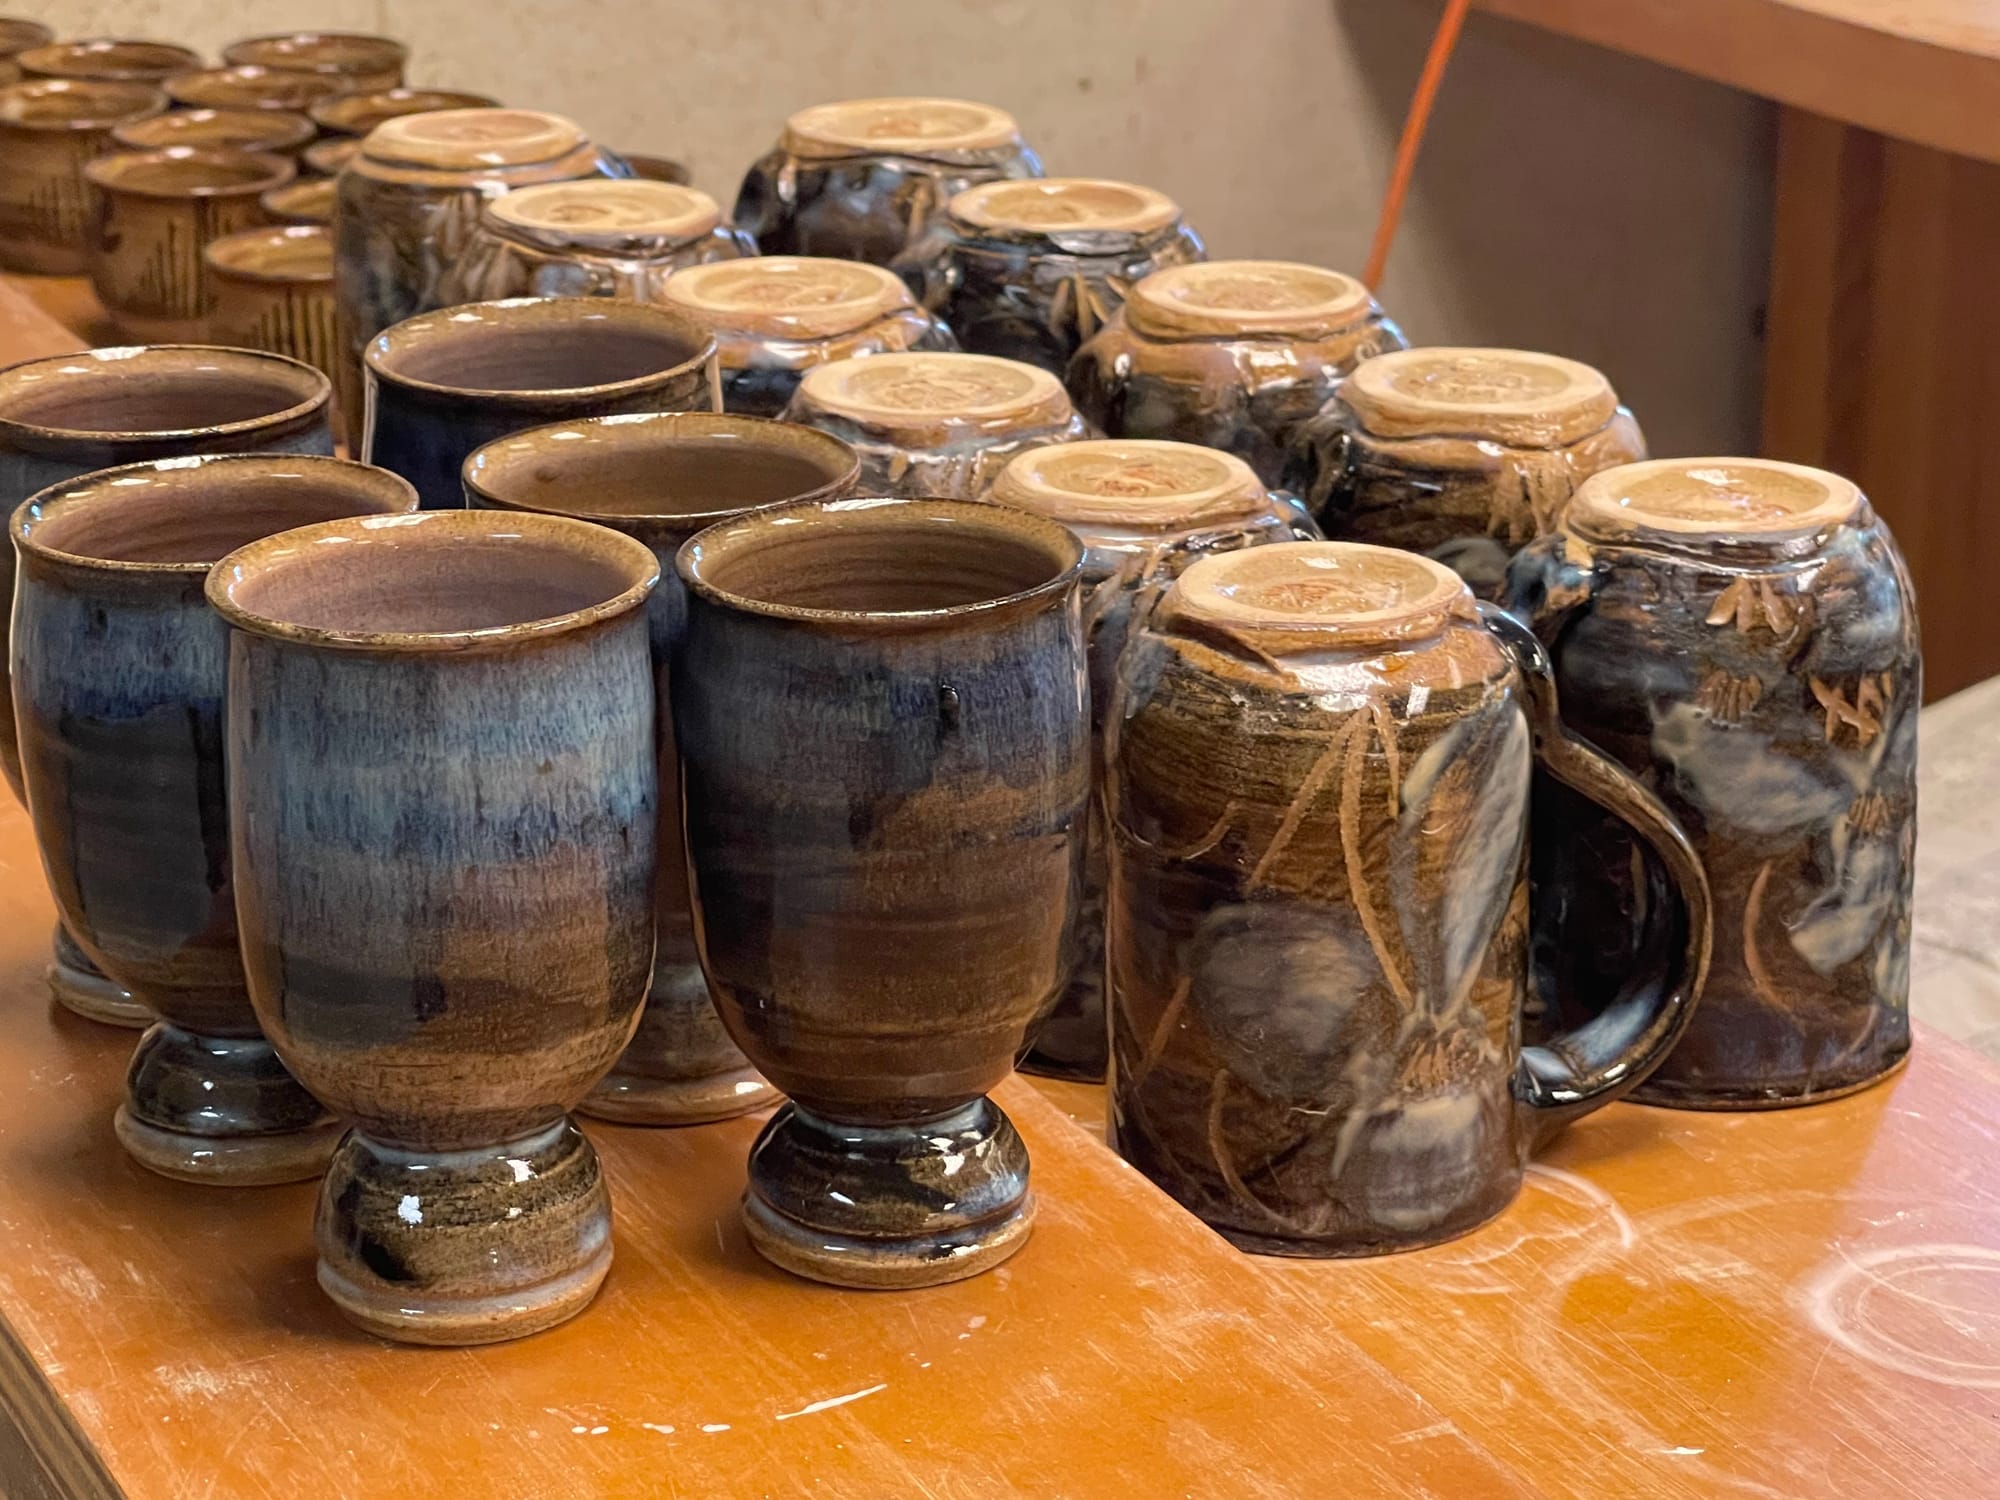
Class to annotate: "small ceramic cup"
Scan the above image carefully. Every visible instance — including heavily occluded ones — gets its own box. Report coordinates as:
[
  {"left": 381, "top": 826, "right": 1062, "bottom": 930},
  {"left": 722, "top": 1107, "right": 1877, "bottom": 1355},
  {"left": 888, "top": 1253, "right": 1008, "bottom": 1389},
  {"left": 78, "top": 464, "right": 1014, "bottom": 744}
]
[
  {"left": 437, "top": 179, "right": 753, "bottom": 308},
  {"left": 734, "top": 97, "right": 1043, "bottom": 265},
  {"left": 84, "top": 146, "right": 296, "bottom": 344},
  {"left": 1106, "top": 543, "right": 1712, "bottom": 1255},
  {"left": 783, "top": 351, "right": 1085, "bottom": 498},
  {"left": 676, "top": 496, "right": 1088, "bottom": 1287},
  {"left": 1287, "top": 347, "right": 1648, "bottom": 598},
  {"left": 1504, "top": 458, "right": 1919, "bottom": 1108},
  {"left": 260, "top": 176, "right": 334, "bottom": 226},
  {"left": 0, "top": 78, "right": 165, "bottom": 274},
  {"left": 309, "top": 87, "right": 501, "bottom": 139},
  {"left": 301, "top": 137, "right": 359, "bottom": 176},
  {"left": 466, "top": 412, "right": 861, "bottom": 1124},
  {"left": 210, "top": 509, "right": 660, "bottom": 1344},
  {"left": 897, "top": 177, "right": 1205, "bottom": 374},
  {"left": 222, "top": 32, "right": 408, "bottom": 94},
  {"left": 0, "top": 19, "right": 54, "bottom": 86},
  {"left": 364, "top": 296, "right": 718, "bottom": 510},
  {"left": 204, "top": 225, "right": 339, "bottom": 410},
  {"left": 18, "top": 39, "right": 201, "bottom": 83},
  {"left": 11, "top": 454, "right": 417, "bottom": 1184},
  {"left": 164, "top": 66, "right": 348, "bottom": 115},
  {"left": 1067, "top": 260, "right": 1408, "bottom": 487},
  {"left": 661, "top": 256, "right": 956, "bottom": 417},
  {"left": 111, "top": 105, "right": 315, "bottom": 158},
  {"left": 984, "top": 439, "right": 1316, "bottom": 1081}
]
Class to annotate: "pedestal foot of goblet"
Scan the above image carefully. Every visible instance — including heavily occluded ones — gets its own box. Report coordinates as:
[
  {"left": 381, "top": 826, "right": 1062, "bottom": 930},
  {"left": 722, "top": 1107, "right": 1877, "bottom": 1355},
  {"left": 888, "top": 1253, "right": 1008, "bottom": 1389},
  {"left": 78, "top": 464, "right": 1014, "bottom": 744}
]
[
  {"left": 47, "top": 923, "right": 149, "bottom": 1029},
  {"left": 742, "top": 1097, "right": 1035, "bottom": 1289},
  {"left": 577, "top": 961, "right": 779, "bottom": 1125},
  {"left": 581, "top": 1063, "right": 779, "bottom": 1125},
  {"left": 116, "top": 1024, "right": 340, "bottom": 1185},
  {"left": 314, "top": 1118, "right": 612, "bottom": 1345}
]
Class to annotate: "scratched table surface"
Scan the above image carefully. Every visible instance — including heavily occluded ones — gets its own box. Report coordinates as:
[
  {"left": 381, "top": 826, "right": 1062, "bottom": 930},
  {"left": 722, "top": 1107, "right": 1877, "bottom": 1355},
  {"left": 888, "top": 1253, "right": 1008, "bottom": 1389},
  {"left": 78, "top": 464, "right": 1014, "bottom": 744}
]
[{"left": 1, "top": 276, "right": 1998, "bottom": 1498}]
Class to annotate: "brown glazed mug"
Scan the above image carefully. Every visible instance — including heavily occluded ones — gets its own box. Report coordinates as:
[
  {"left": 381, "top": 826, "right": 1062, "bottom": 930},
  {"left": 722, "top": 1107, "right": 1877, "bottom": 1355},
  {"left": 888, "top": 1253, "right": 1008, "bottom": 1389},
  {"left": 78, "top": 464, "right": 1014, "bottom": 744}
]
[
  {"left": 11, "top": 455, "right": 417, "bottom": 1184},
  {"left": 221, "top": 32, "right": 408, "bottom": 94},
  {"left": 204, "top": 224, "right": 340, "bottom": 410},
  {"left": 309, "top": 88, "right": 501, "bottom": 139},
  {"left": 0, "top": 345, "right": 333, "bottom": 1027},
  {"left": 364, "top": 296, "right": 718, "bottom": 509},
  {"left": 1504, "top": 458, "right": 1919, "bottom": 1107},
  {"left": 0, "top": 19, "right": 53, "bottom": 86},
  {"left": 260, "top": 177, "right": 334, "bottom": 226},
  {"left": 18, "top": 39, "right": 201, "bottom": 83},
  {"left": 84, "top": 146, "right": 295, "bottom": 343},
  {"left": 466, "top": 412, "right": 860, "bottom": 1124},
  {"left": 0, "top": 78, "right": 166, "bottom": 274},
  {"left": 301, "top": 137, "right": 360, "bottom": 176},
  {"left": 676, "top": 497, "right": 1089, "bottom": 1287},
  {"left": 211, "top": 510, "right": 660, "bottom": 1344},
  {"left": 163, "top": 66, "right": 348, "bottom": 115},
  {"left": 1106, "top": 543, "right": 1711, "bottom": 1256},
  {"left": 111, "top": 106, "right": 315, "bottom": 158}
]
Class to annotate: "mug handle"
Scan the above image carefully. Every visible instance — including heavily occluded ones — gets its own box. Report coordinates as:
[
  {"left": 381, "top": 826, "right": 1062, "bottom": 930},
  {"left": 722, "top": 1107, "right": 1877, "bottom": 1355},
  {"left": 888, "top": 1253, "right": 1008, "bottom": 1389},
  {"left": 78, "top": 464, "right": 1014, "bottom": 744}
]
[{"left": 1477, "top": 602, "right": 1714, "bottom": 1148}]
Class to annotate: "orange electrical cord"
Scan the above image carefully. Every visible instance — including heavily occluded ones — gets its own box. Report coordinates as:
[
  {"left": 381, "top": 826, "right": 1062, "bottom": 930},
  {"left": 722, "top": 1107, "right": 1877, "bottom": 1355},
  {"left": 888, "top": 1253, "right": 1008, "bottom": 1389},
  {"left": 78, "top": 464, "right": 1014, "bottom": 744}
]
[{"left": 1364, "top": 0, "right": 1473, "bottom": 292}]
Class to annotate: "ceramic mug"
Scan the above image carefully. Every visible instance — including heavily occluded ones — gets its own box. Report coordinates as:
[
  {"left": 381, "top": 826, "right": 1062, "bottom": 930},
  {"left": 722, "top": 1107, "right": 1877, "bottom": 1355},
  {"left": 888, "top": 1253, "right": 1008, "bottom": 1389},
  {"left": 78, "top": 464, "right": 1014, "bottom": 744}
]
[
  {"left": 204, "top": 224, "right": 340, "bottom": 412},
  {"left": 301, "top": 137, "right": 360, "bottom": 176},
  {"left": 84, "top": 146, "right": 296, "bottom": 344},
  {"left": 676, "top": 497, "right": 1089, "bottom": 1287},
  {"left": 466, "top": 412, "right": 861, "bottom": 1124},
  {"left": 1067, "top": 260, "right": 1407, "bottom": 487},
  {"left": 18, "top": 39, "right": 201, "bottom": 83},
  {"left": 0, "top": 19, "right": 53, "bottom": 86},
  {"left": 364, "top": 296, "right": 718, "bottom": 510},
  {"left": 111, "top": 106, "right": 316, "bottom": 158},
  {"left": 1106, "top": 542, "right": 1711, "bottom": 1255},
  {"left": 221, "top": 32, "right": 408, "bottom": 94},
  {"left": 1504, "top": 458, "right": 1919, "bottom": 1107},
  {"left": 0, "top": 78, "right": 166, "bottom": 274},
  {"left": 260, "top": 177, "right": 334, "bottom": 226},
  {"left": 309, "top": 88, "right": 501, "bottom": 139},
  {"left": 0, "top": 344, "right": 333, "bottom": 1027},
  {"left": 163, "top": 66, "right": 348, "bottom": 115},
  {"left": 734, "top": 97, "right": 1043, "bottom": 264},
  {"left": 12, "top": 454, "right": 417, "bottom": 1184},
  {"left": 985, "top": 439, "right": 1317, "bottom": 1081},
  {"left": 1287, "top": 347, "right": 1648, "bottom": 598},
  {"left": 210, "top": 509, "right": 660, "bottom": 1344}
]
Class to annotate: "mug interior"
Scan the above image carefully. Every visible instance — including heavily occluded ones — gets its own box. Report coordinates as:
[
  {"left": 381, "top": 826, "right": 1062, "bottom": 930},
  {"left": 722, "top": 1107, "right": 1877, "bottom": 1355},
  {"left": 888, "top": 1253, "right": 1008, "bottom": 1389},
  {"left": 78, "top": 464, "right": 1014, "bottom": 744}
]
[
  {"left": 0, "top": 353, "right": 321, "bottom": 436},
  {"left": 377, "top": 310, "right": 708, "bottom": 395},
  {"left": 89, "top": 147, "right": 291, "bottom": 195}
]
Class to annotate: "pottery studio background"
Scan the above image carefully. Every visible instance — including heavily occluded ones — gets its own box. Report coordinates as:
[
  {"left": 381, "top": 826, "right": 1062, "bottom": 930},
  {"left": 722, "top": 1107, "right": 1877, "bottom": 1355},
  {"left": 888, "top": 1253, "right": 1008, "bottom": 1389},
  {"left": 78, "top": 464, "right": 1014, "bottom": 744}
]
[{"left": 30, "top": 0, "right": 1771, "bottom": 457}]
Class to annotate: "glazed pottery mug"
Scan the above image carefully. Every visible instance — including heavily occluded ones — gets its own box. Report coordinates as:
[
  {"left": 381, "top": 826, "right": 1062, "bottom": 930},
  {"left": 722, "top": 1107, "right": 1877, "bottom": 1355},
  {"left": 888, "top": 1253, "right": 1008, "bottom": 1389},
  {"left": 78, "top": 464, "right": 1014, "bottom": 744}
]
[
  {"left": 0, "top": 78, "right": 165, "bottom": 274},
  {"left": 363, "top": 296, "right": 719, "bottom": 510},
  {"left": 18, "top": 39, "right": 201, "bottom": 83},
  {"left": 163, "top": 67, "right": 348, "bottom": 116},
  {"left": 675, "top": 497, "right": 1089, "bottom": 1286},
  {"left": 302, "top": 138, "right": 360, "bottom": 177},
  {"left": 1106, "top": 542, "right": 1712, "bottom": 1256},
  {"left": 260, "top": 177, "right": 333, "bottom": 226},
  {"left": 0, "top": 344, "right": 333, "bottom": 1027},
  {"left": 0, "top": 19, "right": 53, "bottom": 86},
  {"left": 222, "top": 32, "right": 408, "bottom": 94},
  {"left": 1504, "top": 458, "right": 1919, "bottom": 1107},
  {"left": 210, "top": 510, "right": 660, "bottom": 1344},
  {"left": 110, "top": 105, "right": 315, "bottom": 158},
  {"left": 1287, "top": 347, "right": 1647, "bottom": 598},
  {"left": 84, "top": 146, "right": 296, "bottom": 344},
  {"left": 309, "top": 88, "right": 501, "bottom": 139},
  {"left": 204, "top": 224, "right": 340, "bottom": 410},
  {"left": 467, "top": 412, "right": 860, "bottom": 1124},
  {"left": 12, "top": 454, "right": 416, "bottom": 1184},
  {"left": 985, "top": 439, "right": 1317, "bottom": 1082}
]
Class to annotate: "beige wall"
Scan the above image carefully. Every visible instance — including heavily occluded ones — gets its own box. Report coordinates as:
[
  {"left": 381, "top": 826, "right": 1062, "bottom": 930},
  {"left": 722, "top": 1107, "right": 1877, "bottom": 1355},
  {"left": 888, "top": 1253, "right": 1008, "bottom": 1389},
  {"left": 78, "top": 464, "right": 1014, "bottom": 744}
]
[{"left": 38, "top": 0, "right": 1775, "bottom": 452}]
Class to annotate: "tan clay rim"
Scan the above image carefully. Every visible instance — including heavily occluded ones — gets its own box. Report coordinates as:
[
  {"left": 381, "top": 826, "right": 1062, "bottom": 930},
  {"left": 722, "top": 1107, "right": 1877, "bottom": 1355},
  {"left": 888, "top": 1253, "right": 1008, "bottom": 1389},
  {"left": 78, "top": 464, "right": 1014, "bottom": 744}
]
[
  {"left": 794, "top": 352, "right": 1069, "bottom": 432},
  {"left": 782, "top": 97, "right": 1019, "bottom": 158},
  {"left": 363, "top": 108, "right": 586, "bottom": 170},
  {"left": 262, "top": 177, "right": 335, "bottom": 222},
  {"left": 18, "top": 39, "right": 199, "bottom": 82},
  {"left": 1127, "top": 260, "right": 1372, "bottom": 340},
  {"left": 663, "top": 257, "right": 912, "bottom": 339},
  {"left": 988, "top": 439, "right": 1267, "bottom": 530},
  {"left": 204, "top": 223, "right": 333, "bottom": 282},
  {"left": 222, "top": 32, "right": 407, "bottom": 78},
  {"left": 83, "top": 145, "right": 295, "bottom": 200},
  {"left": 1569, "top": 457, "right": 1863, "bottom": 544},
  {"left": 1342, "top": 347, "right": 1619, "bottom": 449},
  {"left": 310, "top": 88, "right": 501, "bottom": 135},
  {"left": 950, "top": 177, "right": 1179, "bottom": 235},
  {"left": 304, "top": 137, "right": 360, "bottom": 173},
  {"left": 1166, "top": 541, "right": 1469, "bottom": 648},
  {"left": 0, "top": 78, "right": 164, "bottom": 130},
  {"left": 165, "top": 66, "right": 349, "bottom": 111},
  {"left": 489, "top": 179, "right": 721, "bottom": 242}
]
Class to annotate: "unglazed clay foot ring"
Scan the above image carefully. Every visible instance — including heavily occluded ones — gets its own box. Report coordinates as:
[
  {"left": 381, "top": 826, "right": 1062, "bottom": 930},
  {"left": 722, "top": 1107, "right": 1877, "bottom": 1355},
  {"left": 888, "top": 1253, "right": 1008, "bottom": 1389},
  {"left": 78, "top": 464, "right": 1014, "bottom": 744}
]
[
  {"left": 46, "top": 958, "right": 150, "bottom": 1028},
  {"left": 742, "top": 1190, "right": 1035, "bottom": 1290},
  {"left": 578, "top": 1066, "right": 780, "bottom": 1127},
  {"left": 317, "top": 1238, "right": 613, "bottom": 1346},
  {"left": 111, "top": 1106, "right": 342, "bottom": 1187}
]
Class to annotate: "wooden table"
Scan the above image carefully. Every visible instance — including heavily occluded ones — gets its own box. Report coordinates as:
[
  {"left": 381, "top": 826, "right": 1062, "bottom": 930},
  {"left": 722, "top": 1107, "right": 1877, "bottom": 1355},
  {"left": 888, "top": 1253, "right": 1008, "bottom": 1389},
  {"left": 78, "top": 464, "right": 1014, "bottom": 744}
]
[{"left": 1473, "top": 0, "right": 2000, "bottom": 699}]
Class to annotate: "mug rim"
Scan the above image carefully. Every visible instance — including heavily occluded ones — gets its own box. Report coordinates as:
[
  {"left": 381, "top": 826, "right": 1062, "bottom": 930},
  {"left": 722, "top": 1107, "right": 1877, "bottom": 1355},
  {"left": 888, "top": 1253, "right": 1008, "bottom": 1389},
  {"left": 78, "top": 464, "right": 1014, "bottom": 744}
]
[
  {"left": 0, "top": 344, "right": 331, "bottom": 449},
  {"left": 83, "top": 144, "right": 297, "bottom": 199},
  {"left": 0, "top": 77, "right": 166, "bottom": 131}
]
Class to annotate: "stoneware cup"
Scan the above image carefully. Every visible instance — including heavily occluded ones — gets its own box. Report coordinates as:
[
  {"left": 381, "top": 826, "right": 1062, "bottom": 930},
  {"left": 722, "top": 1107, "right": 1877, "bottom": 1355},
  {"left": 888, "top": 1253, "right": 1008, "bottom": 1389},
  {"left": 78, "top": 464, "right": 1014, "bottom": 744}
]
[
  {"left": 364, "top": 296, "right": 718, "bottom": 510},
  {"left": 309, "top": 88, "right": 501, "bottom": 139},
  {"left": 260, "top": 177, "right": 334, "bottom": 226},
  {"left": 896, "top": 177, "right": 1205, "bottom": 374},
  {"left": 18, "top": 39, "right": 201, "bottom": 83},
  {"left": 209, "top": 509, "right": 660, "bottom": 1344},
  {"left": 1106, "top": 542, "right": 1713, "bottom": 1256},
  {"left": 1287, "top": 346, "right": 1648, "bottom": 598},
  {"left": 466, "top": 412, "right": 861, "bottom": 1124},
  {"left": 1504, "top": 458, "right": 1919, "bottom": 1107},
  {"left": 0, "top": 345, "right": 332, "bottom": 1027},
  {"left": 782, "top": 351, "right": 1085, "bottom": 498},
  {"left": 222, "top": 32, "right": 408, "bottom": 94},
  {"left": 735, "top": 97, "right": 1043, "bottom": 265},
  {"left": 11, "top": 454, "right": 416, "bottom": 1184},
  {"left": 84, "top": 146, "right": 296, "bottom": 344},
  {"left": 661, "top": 256, "right": 955, "bottom": 418},
  {"left": 302, "top": 137, "right": 360, "bottom": 177},
  {"left": 676, "top": 496, "right": 1088, "bottom": 1287},
  {"left": 204, "top": 224, "right": 339, "bottom": 414},
  {"left": 984, "top": 439, "right": 1317, "bottom": 1081},
  {"left": 0, "top": 19, "right": 54, "bottom": 86},
  {"left": 1067, "top": 260, "right": 1407, "bottom": 487},
  {"left": 0, "top": 78, "right": 166, "bottom": 274},
  {"left": 110, "top": 105, "right": 315, "bottom": 158},
  {"left": 163, "top": 66, "right": 348, "bottom": 116}
]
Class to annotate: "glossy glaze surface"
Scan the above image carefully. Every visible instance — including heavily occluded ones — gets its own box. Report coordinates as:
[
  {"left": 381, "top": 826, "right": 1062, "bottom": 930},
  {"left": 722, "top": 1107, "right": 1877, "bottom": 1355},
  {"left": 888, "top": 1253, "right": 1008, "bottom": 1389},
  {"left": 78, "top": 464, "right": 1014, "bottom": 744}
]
[
  {"left": 110, "top": 106, "right": 315, "bottom": 156},
  {"left": 309, "top": 87, "right": 500, "bottom": 137},
  {"left": 1504, "top": 457, "right": 1918, "bottom": 1107},
  {"left": 0, "top": 79, "right": 166, "bottom": 274},
  {"left": 260, "top": 176, "right": 333, "bottom": 225},
  {"left": 467, "top": 413, "right": 859, "bottom": 1125},
  {"left": 18, "top": 39, "right": 198, "bottom": 83},
  {"left": 675, "top": 497, "right": 1087, "bottom": 1284},
  {"left": 0, "top": 19, "right": 53, "bottom": 86},
  {"left": 210, "top": 509, "right": 660, "bottom": 1341},
  {"left": 204, "top": 225, "right": 339, "bottom": 410},
  {"left": 1107, "top": 542, "right": 1709, "bottom": 1254},
  {"left": 164, "top": 66, "right": 347, "bottom": 114},
  {"left": 221, "top": 32, "right": 407, "bottom": 93}
]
